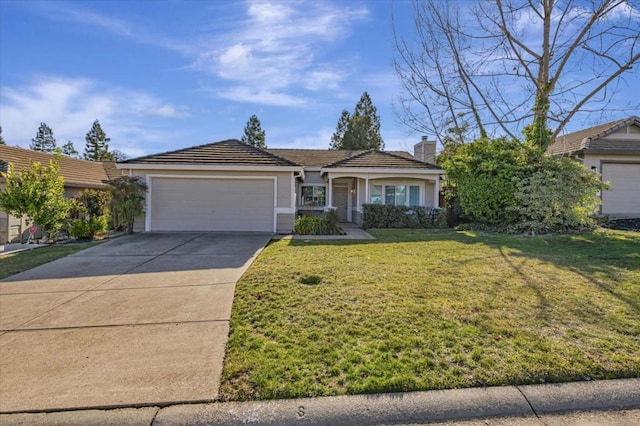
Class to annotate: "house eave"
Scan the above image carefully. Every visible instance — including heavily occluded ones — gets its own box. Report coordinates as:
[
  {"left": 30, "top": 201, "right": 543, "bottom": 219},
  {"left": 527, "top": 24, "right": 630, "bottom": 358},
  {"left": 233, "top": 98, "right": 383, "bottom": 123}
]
[
  {"left": 116, "top": 163, "right": 303, "bottom": 172},
  {"left": 321, "top": 167, "right": 444, "bottom": 175}
]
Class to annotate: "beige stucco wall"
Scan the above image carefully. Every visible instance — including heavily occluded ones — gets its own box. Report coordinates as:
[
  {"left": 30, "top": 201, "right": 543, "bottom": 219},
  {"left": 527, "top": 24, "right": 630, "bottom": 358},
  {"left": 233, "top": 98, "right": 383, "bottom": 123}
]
[{"left": 276, "top": 213, "right": 294, "bottom": 234}]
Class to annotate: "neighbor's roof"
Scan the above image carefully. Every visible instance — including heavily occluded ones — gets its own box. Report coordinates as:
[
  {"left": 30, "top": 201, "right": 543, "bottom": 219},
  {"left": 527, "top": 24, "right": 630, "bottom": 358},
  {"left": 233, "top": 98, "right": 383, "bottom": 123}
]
[
  {"left": 268, "top": 149, "right": 414, "bottom": 167},
  {"left": 324, "top": 150, "right": 441, "bottom": 169},
  {"left": 0, "top": 145, "right": 109, "bottom": 188},
  {"left": 548, "top": 116, "right": 640, "bottom": 155},
  {"left": 120, "top": 139, "right": 300, "bottom": 167}
]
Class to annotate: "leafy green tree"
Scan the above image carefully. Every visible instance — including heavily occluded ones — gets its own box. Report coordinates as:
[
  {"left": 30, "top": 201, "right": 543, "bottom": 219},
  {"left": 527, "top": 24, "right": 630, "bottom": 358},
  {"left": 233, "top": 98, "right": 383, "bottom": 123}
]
[
  {"left": 330, "top": 110, "right": 351, "bottom": 149},
  {"left": 108, "top": 176, "right": 148, "bottom": 234},
  {"left": 83, "top": 120, "right": 111, "bottom": 161},
  {"left": 241, "top": 115, "right": 266, "bottom": 148},
  {"left": 61, "top": 141, "right": 79, "bottom": 158},
  {"left": 30, "top": 122, "right": 57, "bottom": 153},
  {"left": 330, "top": 92, "right": 384, "bottom": 150},
  {"left": 0, "top": 126, "right": 5, "bottom": 144},
  {"left": 0, "top": 154, "right": 72, "bottom": 241}
]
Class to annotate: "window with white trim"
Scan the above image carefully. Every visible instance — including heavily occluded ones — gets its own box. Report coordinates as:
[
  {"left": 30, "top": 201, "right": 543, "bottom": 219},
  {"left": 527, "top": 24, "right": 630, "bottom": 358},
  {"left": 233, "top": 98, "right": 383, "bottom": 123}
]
[
  {"left": 370, "top": 184, "right": 420, "bottom": 206},
  {"left": 300, "top": 185, "right": 326, "bottom": 206}
]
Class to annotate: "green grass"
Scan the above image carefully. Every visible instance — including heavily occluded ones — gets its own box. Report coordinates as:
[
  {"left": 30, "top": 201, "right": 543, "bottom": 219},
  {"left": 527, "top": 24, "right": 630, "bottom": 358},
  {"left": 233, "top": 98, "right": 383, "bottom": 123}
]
[
  {"left": 220, "top": 228, "right": 640, "bottom": 401},
  {"left": 0, "top": 241, "right": 103, "bottom": 280}
]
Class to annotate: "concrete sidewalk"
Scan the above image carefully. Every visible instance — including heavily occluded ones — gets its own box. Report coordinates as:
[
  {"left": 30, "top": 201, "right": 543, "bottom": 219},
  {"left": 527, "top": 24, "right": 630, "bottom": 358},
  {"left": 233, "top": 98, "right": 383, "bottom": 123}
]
[{"left": 1, "top": 378, "right": 638, "bottom": 425}]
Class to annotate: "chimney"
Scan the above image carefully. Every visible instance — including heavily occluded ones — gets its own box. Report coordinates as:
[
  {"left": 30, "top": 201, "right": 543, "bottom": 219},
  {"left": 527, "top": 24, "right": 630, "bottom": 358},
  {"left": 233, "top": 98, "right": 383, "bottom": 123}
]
[{"left": 414, "top": 136, "right": 436, "bottom": 164}]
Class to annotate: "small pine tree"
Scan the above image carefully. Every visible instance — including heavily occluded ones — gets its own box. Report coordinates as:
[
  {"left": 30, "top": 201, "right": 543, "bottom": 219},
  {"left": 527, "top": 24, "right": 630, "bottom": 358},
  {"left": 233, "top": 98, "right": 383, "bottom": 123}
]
[
  {"left": 241, "top": 115, "right": 266, "bottom": 149},
  {"left": 30, "top": 122, "right": 57, "bottom": 152},
  {"left": 330, "top": 92, "right": 384, "bottom": 150},
  {"left": 83, "top": 120, "right": 111, "bottom": 161},
  {"left": 330, "top": 110, "right": 351, "bottom": 150},
  {"left": 0, "top": 126, "right": 5, "bottom": 145},
  {"left": 61, "top": 141, "right": 79, "bottom": 158}
]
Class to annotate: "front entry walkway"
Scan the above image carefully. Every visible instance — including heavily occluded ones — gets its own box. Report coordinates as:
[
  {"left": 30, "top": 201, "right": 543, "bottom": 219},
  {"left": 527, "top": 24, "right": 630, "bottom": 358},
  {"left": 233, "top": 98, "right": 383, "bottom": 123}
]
[{"left": 0, "top": 232, "right": 271, "bottom": 413}]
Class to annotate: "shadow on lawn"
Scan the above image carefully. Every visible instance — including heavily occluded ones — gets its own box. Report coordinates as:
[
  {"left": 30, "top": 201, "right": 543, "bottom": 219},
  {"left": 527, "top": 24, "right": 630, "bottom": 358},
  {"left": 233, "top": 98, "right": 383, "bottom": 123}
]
[{"left": 284, "top": 228, "right": 640, "bottom": 314}]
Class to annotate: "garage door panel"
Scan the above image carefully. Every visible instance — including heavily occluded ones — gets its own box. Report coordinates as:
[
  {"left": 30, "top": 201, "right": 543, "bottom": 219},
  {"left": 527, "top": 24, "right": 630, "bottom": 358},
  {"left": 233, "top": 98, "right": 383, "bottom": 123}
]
[
  {"left": 602, "top": 163, "right": 640, "bottom": 216},
  {"left": 150, "top": 178, "right": 274, "bottom": 232}
]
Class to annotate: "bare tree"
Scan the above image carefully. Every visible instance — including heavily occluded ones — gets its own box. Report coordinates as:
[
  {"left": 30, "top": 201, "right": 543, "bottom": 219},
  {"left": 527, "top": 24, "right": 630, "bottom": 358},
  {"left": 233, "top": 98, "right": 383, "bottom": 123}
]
[{"left": 394, "top": 0, "right": 640, "bottom": 149}]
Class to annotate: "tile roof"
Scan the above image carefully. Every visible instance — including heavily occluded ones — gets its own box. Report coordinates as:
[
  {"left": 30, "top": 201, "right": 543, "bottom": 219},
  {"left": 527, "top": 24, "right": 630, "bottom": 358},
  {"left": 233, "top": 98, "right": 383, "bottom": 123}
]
[
  {"left": 324, "top": 150, "right": 440, "bottom": 169},
  {"left": 102, "top": 161, "right": 126, "bottom": 180},
  {"left": 121, "top": 139, "right": 300, "bottom": 167},
  {"left": 0, "top": 145, "right": 109, "bottom": 188},
  {"left": 548, "top": 116, "right": 640, "bottom": 155},
  {"left": 268, "top": 149, "right": 414, "bottom": 167}
]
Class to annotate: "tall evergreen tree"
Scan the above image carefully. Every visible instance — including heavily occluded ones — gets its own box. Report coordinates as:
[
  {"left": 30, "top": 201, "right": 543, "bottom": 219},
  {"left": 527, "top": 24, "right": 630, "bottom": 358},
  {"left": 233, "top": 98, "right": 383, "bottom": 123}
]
[
  {"left": 241, "top": 115, "right": 266, "bottom": 149},
  {"left": 330, "top": 92, "right": 384, "bottom": 150},
  {"left": 61, "top": 141, "right": 79, "bottom": 158},
  {"left": 83, "top": 120, "right": 111, "bottom": 161},
  {"left": 330, "top": 110, "right": 351, "bottom": 150},
  {"left": 30, "top": 122, "right": 57, "bottom": 152},
  {"left": 0, "top": 126, "right": 5, "bottom": 145}
]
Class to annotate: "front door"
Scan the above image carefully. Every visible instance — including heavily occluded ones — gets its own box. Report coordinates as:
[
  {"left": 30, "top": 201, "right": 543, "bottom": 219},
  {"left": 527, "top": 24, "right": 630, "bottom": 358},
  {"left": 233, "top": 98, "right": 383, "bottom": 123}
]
[{"left": 333, "top": 186, "right": 349, "bottom": 221}]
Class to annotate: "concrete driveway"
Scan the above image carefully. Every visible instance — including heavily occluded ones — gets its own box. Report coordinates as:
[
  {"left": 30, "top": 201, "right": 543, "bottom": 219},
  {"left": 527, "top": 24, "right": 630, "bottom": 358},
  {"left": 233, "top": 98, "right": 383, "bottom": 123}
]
[{"left": 0, "top": 232, "right": 271, "bottom": 413}]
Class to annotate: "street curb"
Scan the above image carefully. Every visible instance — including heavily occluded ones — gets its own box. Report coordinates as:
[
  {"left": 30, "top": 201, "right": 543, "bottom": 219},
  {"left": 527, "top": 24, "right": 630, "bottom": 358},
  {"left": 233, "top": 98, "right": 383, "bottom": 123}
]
[
  {"left": 518, "top": 378, "right": 640, "bottom": 414},
  {"left": 153, "top": 378, "right": 640, "bottom": 426},
  {"left": 155, "top": 386, "right": 531, "bottom": 425},
  {"left": 2, "top": 379, "right": 638, "bottom": 425}
]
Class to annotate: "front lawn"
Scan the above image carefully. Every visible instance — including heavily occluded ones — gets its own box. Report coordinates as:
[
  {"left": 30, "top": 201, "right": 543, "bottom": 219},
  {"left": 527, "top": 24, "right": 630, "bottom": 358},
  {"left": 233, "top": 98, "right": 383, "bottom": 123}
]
[
  {"left": 220, "top": 229, "right": 640, "bottom": 400},
  {"left": 0, "top": 241, "right": 103, "bottom": 280}
]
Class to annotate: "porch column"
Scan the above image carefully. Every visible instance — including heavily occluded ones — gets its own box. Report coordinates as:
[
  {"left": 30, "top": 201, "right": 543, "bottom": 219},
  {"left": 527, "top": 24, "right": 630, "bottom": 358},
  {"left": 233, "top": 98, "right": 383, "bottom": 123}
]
[
  {"left": 433, "top": 176, "right": 440, "bottom": 208},
  {"left": 328, "top": 175, "right": 333, "bottom": 208},
  {"left": 365, "top": 177, "right": 369, "bottom": 204}
]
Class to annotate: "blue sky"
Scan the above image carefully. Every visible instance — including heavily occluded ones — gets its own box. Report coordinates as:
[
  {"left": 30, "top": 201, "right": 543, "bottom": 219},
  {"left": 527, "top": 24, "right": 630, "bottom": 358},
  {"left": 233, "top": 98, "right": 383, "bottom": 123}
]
[{"left": 1, "top": 0, "right": 638, "bottom": 158}]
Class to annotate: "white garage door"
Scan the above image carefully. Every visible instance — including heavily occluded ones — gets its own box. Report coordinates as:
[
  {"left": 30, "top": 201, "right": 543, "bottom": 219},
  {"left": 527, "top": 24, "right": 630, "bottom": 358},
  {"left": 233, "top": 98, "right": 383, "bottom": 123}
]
[
  {"left": 150, "top": 177, "right": 274, "bottom": 231},
  {"left": 601, "top": 163, "right": 640, "bottom": 216}
]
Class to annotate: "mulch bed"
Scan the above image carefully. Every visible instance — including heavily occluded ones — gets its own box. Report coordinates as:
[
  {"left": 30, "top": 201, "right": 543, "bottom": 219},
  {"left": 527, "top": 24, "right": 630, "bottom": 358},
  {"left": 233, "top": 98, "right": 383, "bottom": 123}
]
[{"left": 603, "top": 218, "right": 640, "bottom": 232}]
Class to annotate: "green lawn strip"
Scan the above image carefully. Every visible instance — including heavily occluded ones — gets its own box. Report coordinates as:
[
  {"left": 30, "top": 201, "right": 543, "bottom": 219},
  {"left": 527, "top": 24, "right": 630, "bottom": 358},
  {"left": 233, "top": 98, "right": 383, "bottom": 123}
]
[
  {"left": 0, "top": 241, "right": 103, "bottom": 280},
  {"left": 220, "top": 229, "right": 640, "bottom": 401}
]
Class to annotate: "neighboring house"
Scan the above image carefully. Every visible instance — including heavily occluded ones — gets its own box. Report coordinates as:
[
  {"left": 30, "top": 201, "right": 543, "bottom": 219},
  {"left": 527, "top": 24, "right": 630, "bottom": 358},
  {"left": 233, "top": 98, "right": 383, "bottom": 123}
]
[
  {"left": 0, "top": 145, "right": 123, "bottom": 243},
  {"left": 116, "top": 138, "right": 443, "bottom": 233},
  {"left": 548, "top": 116, "right": 640, "bottom": 218}
]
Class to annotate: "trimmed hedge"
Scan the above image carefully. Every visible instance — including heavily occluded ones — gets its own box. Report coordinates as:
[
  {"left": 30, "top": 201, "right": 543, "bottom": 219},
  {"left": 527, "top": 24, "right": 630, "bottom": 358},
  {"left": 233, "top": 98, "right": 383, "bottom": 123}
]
[{"left": 362, "top": 204, "right": 447, "bottom": 229}]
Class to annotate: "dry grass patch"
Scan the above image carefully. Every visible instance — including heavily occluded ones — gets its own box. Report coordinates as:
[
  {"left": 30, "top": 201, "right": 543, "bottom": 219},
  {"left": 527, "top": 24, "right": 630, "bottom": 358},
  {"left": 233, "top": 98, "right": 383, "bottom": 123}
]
[{"left": 220, "top": 229, "right": 640, "bottom": 400}]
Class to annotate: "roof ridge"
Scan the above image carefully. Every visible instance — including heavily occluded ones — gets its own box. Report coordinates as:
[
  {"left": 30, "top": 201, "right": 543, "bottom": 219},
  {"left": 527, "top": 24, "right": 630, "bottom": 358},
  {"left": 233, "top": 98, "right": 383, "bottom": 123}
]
[
  {"left": 323, "top": 149, "right": 374, "bottom": 167},
  {"left": 324, "top": 149, "right": 437, "bottom": 168}
]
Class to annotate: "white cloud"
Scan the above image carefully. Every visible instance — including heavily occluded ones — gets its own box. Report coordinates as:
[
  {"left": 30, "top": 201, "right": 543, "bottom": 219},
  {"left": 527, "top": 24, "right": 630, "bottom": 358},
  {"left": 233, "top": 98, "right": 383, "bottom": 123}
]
[
  {"left": 194, "top": 0, "right": 370, "bottom": 106},
  {"left": 0, "top": 76, "right": 189, "bottom": 156},
  {"left": 216, "top": 86, "right": 308, "bottom": 107}
]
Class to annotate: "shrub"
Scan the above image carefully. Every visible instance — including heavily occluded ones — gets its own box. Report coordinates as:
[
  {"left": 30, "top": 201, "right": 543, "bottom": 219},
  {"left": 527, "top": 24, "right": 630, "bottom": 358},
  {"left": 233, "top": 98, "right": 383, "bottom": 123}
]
[
  {"left": 510, "top": 155, "right": 608, "bottom": 233},
  {"left": 362, "top": 204, "right": 446, "bottom": 229},
  {"left": 294, "top": 210, "right": 343, "bottom": 235},
  {"left": 67, "top": 219, "right": 93, "bottom": 239}
]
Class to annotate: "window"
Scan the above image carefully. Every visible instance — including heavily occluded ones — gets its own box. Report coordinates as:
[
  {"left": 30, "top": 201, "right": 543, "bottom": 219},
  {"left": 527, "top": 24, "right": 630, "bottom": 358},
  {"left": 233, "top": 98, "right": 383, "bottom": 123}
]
[
  {"left": 300, "top": 185, "right": 326, "bottom": 206},
  {"left": 371, "top": 184, "right": 420, "bottom": 206}
]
